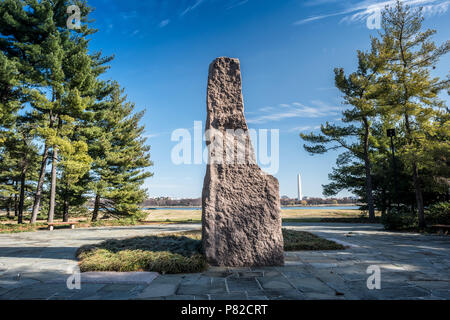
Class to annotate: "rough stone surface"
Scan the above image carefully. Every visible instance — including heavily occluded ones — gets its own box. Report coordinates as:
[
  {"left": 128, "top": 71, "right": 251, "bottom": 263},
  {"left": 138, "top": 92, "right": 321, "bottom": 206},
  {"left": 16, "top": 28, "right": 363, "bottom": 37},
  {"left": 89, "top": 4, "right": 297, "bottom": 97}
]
[{"left": 201, "top": 57, "right": 284, "bottom": 267}]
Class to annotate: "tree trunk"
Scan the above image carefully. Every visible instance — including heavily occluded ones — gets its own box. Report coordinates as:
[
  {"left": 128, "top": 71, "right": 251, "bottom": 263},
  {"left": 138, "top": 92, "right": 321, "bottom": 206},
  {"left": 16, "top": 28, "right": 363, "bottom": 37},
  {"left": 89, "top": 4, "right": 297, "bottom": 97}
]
[
  {"left": 31, "top": 112, "right": 54, "bottom": 224},
  {"left": 404, "top": 114, "right": 426, "bottom": 229},
  {"left": 63, "top": 199, "right": 69, "bottom": 222},
  {"left": 47, "top": 147, "right": 58, "bottom": 223},
  {"left": 92, "top": 193, "right": 100, "bottom": 222},
  {"left": 363, "top": 119, "right": 375, "bottom": 221},
  {"left": 14, "top": 188, "right": 18, "bottom": 217},
  {"left": 412, "top": 161, "right": 426, "bottom": 229},
  {"left": 6, "top": 198, "right": 12, "bottom": 218},
  {"left": 364, "top": 156, "right": 375, "bottom": 221},
  {"left": 30, "top": 144, "right": 49, "bottom": 223},
  {"left": 18, "top": 169, "right": 27, "bottom": 224},
  {"left": 381, "top": 187, "right": 387, "bottom": 218},
  {"left": 62, "top": 178, "right": 69, "bottom": 222},
  {"left": 18, "top": 139, "right": 29, "bottom": 225}
]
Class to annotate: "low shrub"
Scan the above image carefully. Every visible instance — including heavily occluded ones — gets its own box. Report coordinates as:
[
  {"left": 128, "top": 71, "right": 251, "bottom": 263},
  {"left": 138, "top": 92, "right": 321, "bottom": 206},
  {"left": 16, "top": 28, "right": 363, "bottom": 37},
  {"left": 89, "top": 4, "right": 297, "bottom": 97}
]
[
  {"left": 77, "top": 231, "right": 207, "bottom": 274},
  {"left": 282, "top": 228, "right": 345, "bottom": 250},
  {"left": 425, "top": 202, "right": 450, "bottom": 225},
  {"left": 90, "top": 217, "right": 140, "bottom": 228},
  {"left": 381, "top": 207, "right": 417, "bottom": 230},
  {"left": 0, "top": 223, "right": 45, "bottom": 233}
]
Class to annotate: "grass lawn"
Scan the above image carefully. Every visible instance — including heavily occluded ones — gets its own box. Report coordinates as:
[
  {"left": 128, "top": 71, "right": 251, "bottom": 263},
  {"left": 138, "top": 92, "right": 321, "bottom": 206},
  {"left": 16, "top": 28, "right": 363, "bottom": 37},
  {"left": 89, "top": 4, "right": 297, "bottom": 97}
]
[
  {"left": 143, "top": 208, "right": 379, "bottom": 223},
  {"left": 0, "top": 207, "right": 378, "bottom": 234},
  {"left": 0, "top": 215, "right": 147, "bottom": 233},
  {"left": 0, "top": 213, "right": 180, "bottom": 234},
  {"left": 143, "top": 209, "right": 201, "bottom": 223},
  {"left": 0, "top": 222, "right": 45, "bottom": 233},
  {"left": 76, "top": 229, "right": 345, "bottom": 274}
]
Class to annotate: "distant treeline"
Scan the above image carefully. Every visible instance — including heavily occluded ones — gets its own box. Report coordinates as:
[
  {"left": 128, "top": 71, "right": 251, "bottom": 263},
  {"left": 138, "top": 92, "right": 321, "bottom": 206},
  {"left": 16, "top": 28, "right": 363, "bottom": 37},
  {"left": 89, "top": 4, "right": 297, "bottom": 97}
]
[
  {"left": 86, "top": 197, "right": 357, "bottom": 208},
  {"left": 86, "top": 197, "right": 201, "bottom": 208},
  {"left": 280, "top": 197, "right": 357, "bottom": 206},
  {"left": 142, "top": 198, "right": 201, "bottom": 208}
]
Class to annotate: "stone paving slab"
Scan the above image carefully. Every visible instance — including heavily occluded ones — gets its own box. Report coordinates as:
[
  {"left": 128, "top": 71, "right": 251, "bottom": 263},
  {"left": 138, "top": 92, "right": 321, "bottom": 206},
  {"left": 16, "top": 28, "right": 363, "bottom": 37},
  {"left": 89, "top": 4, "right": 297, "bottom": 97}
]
[
  {"left": 79, "top": 272, "right": 159, "bottom": 284},
  {"left": 0, "top": 223, "right": 449, "bottom": 300}
]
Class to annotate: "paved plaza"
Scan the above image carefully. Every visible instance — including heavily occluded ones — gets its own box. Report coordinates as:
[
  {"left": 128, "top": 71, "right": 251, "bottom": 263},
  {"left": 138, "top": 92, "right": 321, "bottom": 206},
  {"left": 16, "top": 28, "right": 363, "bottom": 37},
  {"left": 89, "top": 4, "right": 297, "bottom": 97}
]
[{"left": 0, "top": 223, "right": 449, "bottom": 300}]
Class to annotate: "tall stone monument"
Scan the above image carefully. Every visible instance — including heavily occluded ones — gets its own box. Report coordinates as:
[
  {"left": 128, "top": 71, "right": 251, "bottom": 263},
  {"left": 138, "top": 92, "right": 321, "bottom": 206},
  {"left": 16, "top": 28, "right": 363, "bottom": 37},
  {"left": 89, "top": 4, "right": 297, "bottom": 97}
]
[{"left": 202, "top": 57, "right": 284, "bottom": 267}]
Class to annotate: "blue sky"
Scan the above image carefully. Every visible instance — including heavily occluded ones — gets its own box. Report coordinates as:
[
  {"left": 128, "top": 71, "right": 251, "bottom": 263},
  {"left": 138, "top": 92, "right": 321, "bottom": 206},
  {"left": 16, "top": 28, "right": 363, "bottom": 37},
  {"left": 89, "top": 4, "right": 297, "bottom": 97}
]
[{"left": 87, "top": 0, "right": 450, "bottom": 199}]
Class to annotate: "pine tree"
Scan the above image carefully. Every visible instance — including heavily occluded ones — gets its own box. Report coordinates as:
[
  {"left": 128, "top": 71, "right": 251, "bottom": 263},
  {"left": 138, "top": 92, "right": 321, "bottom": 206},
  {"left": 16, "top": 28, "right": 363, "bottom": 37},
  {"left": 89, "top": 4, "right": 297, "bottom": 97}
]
[
  {"left": 0, "top": 52, "right": 21, "bottom": 143},
  {"left": 44, "top": 1, "right": 97, "bottom": 223},
  {"left": 369, "top": 120, "right": 417, "bottom": 214},
  {"left": 57, "top": 140, "right": 91, "bottom": 221},
  {"left": 0, "top": 30, "right": 40, "bottom": 223},
  {"left": 301, "top": 39, "right": 386, "bottom": 221},
  {"left": 0, "top": 0, "right": 103, "bottom": 223},
  {"left": 1, "top": 0, "right": 63, "bottom": 222},
  {"left": 0, "top": 49, "right": 22, "bottom": 219},
  {"left": 86, "top": 85, "right": 153, "bottom": 221},
  {"left": 378, "top": 1, "right": 450, "bottom": 228},
  {"left": 12, "top": 121, "right": 39, "bottom": 224},
  {"left": 0, "top": 0, "right": 152, "bottom": 225},
  {"left": 0, "top": 119, "right": 39, "bottom": 223},
  {"left": 0, "top": 134, "right": 21, "bottom": 219}
]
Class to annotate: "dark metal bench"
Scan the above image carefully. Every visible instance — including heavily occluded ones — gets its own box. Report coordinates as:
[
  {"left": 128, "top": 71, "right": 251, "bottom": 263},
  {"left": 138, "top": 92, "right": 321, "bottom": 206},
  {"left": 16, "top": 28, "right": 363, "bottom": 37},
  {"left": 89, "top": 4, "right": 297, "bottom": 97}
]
[{"left": 430, "top": 224, "right": 450, "bottom": 235}]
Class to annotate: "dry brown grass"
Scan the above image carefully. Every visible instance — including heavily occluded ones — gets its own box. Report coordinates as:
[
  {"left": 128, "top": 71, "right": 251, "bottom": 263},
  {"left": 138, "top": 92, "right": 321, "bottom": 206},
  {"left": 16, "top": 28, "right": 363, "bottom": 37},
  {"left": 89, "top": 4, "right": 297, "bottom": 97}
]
[
  {"left": 144, "top": 209, "right": 201, "bottom": 222},
  {"left": 142, "top": 208, "right": 370, "bottom": 222},
  {"left": 0, "top": 207, "right": 377, "bottom": 234}
]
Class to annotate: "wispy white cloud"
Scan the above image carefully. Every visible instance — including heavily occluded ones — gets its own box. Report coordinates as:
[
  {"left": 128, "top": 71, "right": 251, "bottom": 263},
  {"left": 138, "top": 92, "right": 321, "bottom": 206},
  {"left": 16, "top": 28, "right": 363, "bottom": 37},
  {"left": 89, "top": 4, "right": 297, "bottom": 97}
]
[
  {"left": 227, "top": 0, "right": 249, "bottom": 10},
  {"left": 259, "top": 106, "right": 276, "bottom": 112},
  {"left": 121, "top": 10, "right": 138, "bottom": 20},
  {"left": 247, "top": 101, "right": 342, "bottom": 124},
  {"left": 303, "top": 0, "right": 342, "bottom": 6},
  {"left": 180, "top": 0, "right": 206, "bottom": 16},
  {"left": 146, "top": 183, "right": 181, "bottom": 189},
  {"left": 105, "top": 23, "right": 114, "bottom": 34},
  {"left": 180, "top": 0, "right": 249, "bottom": 17},
  {"left": 294, "top": 10, "right": 350, "bottom": 25},
  {"left": 294, "top": 0, "right": 450, "bottom": 26},
  {"left": 159, "top": 19, "right": 170, "bottom": 28},
  {"left": 316, "top": 86, "right": 337, "bottom": 91},
  {"left": 143, "top": 129, "right": 173, "bottom": 139},
  {"left": 143, "top": 133, "right": 161, "bottom": 139},
  {"left": 289, "top": 125, "right": 321, "bottom": 133}
]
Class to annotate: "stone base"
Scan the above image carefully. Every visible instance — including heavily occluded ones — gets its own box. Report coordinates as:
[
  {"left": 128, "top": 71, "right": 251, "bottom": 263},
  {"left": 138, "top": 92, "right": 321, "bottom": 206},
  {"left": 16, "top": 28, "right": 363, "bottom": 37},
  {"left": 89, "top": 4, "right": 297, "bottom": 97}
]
[{"left": 202, "top": 165, "right": 284, "bottom": 267}]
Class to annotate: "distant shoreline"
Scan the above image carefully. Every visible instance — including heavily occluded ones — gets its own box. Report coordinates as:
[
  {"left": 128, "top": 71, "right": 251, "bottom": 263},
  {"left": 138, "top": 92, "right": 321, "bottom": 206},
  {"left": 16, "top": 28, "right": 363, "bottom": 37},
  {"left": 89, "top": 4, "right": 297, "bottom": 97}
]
[
  {"left": 142, "top": 204, "right": 359, "bottom": 209},
  {"left": 282, "top": 203, "right": 359, "bottom": 207}
]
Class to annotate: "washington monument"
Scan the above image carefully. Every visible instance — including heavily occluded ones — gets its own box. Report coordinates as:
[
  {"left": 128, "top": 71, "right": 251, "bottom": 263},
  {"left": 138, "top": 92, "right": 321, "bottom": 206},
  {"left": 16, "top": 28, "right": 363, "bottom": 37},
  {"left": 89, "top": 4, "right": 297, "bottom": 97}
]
[{"left": 297, "top": 174, "right": 303, "bottom": 201}]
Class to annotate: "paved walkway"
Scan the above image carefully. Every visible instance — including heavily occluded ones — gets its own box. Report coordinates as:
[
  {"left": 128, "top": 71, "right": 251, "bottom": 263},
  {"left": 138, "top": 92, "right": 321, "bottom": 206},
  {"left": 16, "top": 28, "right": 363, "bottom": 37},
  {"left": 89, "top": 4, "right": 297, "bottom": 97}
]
[{"left": 0, "top": 223, "right": 449, "bottom": 300}]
